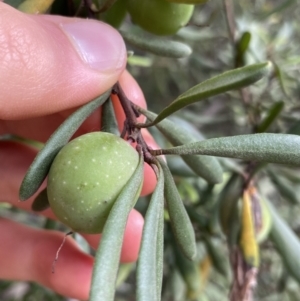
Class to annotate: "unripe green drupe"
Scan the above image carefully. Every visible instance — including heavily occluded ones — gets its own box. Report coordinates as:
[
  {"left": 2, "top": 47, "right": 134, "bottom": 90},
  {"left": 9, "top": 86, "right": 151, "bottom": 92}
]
[
  {"left": 47, "top": 132, "right": 140, "bottom": 234},
  {"left": 127, "top": 0, "right": 194, "bottom": 36}
]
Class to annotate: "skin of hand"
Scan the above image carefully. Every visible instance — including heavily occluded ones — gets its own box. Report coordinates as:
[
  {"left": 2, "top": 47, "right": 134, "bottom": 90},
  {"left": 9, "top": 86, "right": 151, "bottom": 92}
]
[{"left": 0, "top": 3, "right": 157, "bottom": 300}]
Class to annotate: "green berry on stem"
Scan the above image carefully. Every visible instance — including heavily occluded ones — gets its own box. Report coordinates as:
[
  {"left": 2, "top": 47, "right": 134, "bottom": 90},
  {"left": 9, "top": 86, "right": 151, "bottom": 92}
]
[
  {"left": 127, "top": 0, "right": 194, "bottom": 36},
  {"left": 47, "top": 132, "right": 140, "bottom": 234}
]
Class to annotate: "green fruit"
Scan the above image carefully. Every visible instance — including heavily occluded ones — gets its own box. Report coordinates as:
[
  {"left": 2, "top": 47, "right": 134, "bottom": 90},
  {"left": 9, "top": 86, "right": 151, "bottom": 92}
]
[
  {"left": 101, "top": 0, "right": 127, "bottom": 28},
  {"left": 127, "top": 0, "right": 194, "bottom": 36},
  {"left": 166, "top": 0, "right": 207, "bottom": 3},
  {"left": 47, "top": 132, "right": 140, "bottom": 234}
]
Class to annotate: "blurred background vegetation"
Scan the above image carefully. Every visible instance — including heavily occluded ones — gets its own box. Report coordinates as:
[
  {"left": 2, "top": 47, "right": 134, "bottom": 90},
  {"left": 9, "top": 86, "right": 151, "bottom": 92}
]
[{"left": 1, "top": 0, "right": 300, "bottom": 300}]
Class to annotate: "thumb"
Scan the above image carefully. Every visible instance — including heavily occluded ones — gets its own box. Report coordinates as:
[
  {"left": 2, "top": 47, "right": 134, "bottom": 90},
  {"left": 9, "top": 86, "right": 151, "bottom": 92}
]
[{"left": 0, "top": 3, "right": 126, "bottom": 120}]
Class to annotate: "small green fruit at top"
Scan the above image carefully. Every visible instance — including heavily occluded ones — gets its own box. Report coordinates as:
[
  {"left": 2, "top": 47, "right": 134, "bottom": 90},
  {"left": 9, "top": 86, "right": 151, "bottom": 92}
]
[
  {"left": 101, "top": 0, "right": 128, "bottom": 28},
  {"left": 166, "top": 0, "right": 208, "bottom": 3},
  {"left": 127, "top": 0, "right": 194, "bottom": 36},
  {"left": 47, "top": 132, "right": 140, "bottom": 234}
]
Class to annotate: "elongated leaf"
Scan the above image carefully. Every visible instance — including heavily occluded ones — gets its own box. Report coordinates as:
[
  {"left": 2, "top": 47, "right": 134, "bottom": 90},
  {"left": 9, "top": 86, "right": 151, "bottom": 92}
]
[
  {"left": 218, "top": 157, "right": 245, "bottom": 175},
  {"left": 268, "top": 199, "right": 300, "bottom": 283},
  {"left": 139, "top": 108, "right": 222, "bottom": 184},
  {"left": 256, "top": 197, "right": 272, "bottom": 244},
  {"left": 156, "top": 204, "right": 164, "bottom": 301},
  {"left": 170, "top": 269, "right": 186, "bottom": 301},
  {"left": 235, "top": 32, "right": 251, "bottom": 67},
  {"left": 239, "top": 190, "right": 260, "bottom": 267},
  {"left": 185, "top": 206, "right": 208, "bottom": 229},
  {"left": 287, "top": 120, "right": 300, "bottom": 135},
  {"left": 18, "top": 0, "right": 55, "bottom": 13},
  {"left": 182, "top": 155, "right": 223, "bottom": 184},
  {"left": 127, "top": 55, "right": 153, "bottom": 67},
  {"left": 31, "top": 187, "right": 49, "bottom": 212},
  {"left": 159, "top": 159, "right": 197, "bottom": 260},
  {"left": 172, "top": 237, "right": 201, "bottom": 299},
  {"left": 137, "top": 164, "right": 164, "bottom": 301},
  {"left": 167, "top": 156, "right": 197, "bottom": 177},
  {"left": 268, "top": 169, "right": 300, "bottom": 204},
  {"left": 43, "top": 218, "right": 57, "bottom": 230},
  {"left": 273, "top": 62, "right": 290, "bottom": 98},
  {"left": 203, "top": 236, "right": 231, "bottom": 279},
  {"left": 256, "top": 101, "right": 284, "bottom": 133},
  {"left": 116, "top": 263, "right": 134, "bottom": 287},
  {"left": 218, "top": 173, "right": 243, "bottom": 243},
  {"left": 89, "top": 154, "right": 144, "bottom": 301},
  {"left": 147, "top": 62, "right": 271, "bottom": 125},
  {"left": 276, "top": 166, "right": 300, "bottom": 183},
  {"left": 101, "top": 97, "right": 120, "bottom": 135},
  {"left": 237, "top": 32, "right": 251, "bottom": 56},
  {"left": 258, "top": 0, "right": 296, "bottom": 20},
  {"left": 120, "top": 30, "right": 192, "bottom": 58},
  {"left": 5, "top": 0, "right": 23, "bottom": 8},
  {"left": 19, "top": 90, "right": 111, "bottom": 201},
  {"left": 157, "top": 133, "right": 300, "bottom": 166}
]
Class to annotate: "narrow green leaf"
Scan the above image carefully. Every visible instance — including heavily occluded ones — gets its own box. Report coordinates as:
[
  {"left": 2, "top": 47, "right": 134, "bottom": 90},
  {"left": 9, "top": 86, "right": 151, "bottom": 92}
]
[
  {"left": 218, "top": 173, "right": 243, "bottom": 241},
  {"left": 31, "top": 187, "right": 49, "bottom": 212},
  {"left": 147, "top": 62, "right": 271, "bottom": 125},
  {"left": 172, "top": 236, "right": 201, "bottom": 298},
  {"left": 116, "top": 263, "right": 134, "bottom": 287},
  {"left": 167, "top": 156, "right": 197, "bottom": 177},
  {"left": 19, "top": 90, "right": 111, "bottom": 201},
  {"left": 158, "top": 133, "right": 300, "bottom": 166},
  {"left": 5, "top": 0, "right": 23, "bottom": 8},
  {"left": 258, "top": 0, "right": 296, "bottom": 20},
  {"left": 181, "top": 155, "right": 223, "bottom": 184},
  {"left": 101, "top": 97, "right": 120, "bottom": 135},
  {"left": 138, "top": 108, "right": 223, "bottom": 184},
  {"left": 203, "top": 236, "right": 231, "bottom": 280},
  {"left": 227, "top": 202, "right": 241, "bottom": 248},
  {"left": 1, "top": 135, "right": 43, "bottom": 149},
  {"left": 235, "top": 32, "right": 251, "bottom": 67},
  {"left": 207, "top": 201, "right": 222, "bottom": 236},
  {"left": 276, "top": 166, "right": 300, "bottom": 183},
  {"left": 18, "top": 0, "right": 55, "bottom": 13},
  {"left": 137, "top": 164, "right": 164, "bottom": 301},
  {"left": 268, "top": 199, "right": 300, "bottom": 283},
  {"left": 185, "top": 206, "right": 208, "bottom": 229},
  {"left": 177, "top": 181, "right": 198, "bottom": 203},
  {"left": 268, "top": 169, "right": 300, "bottom": 204},
  {"left": 127, "top": 55, "right": 153, "bottom": 67},
  {"left": 237, "top": 32, "right": 251, "bottom": 55},
  {"left": 120, "top": 30, "right": 192, "bottom": 58},
  {"left": 273, "top": 62, "right": 290, "bottom": 98},
  {"left": 255, "top": 196, "right": 273, "bottom": 244},
  {"left": 156, "top": 194, "right": 164, "bottom": 301},
  {"left": 218, "top": 157, "right": 245, "bottom": 175},
  {"left": 170, "top": 269, "right": 186, "bottom": 301},
  {"left": 43, "top": 218, "right": 57, "bottom": 230},
  {"left": 89, "top": 154, "right": 144, "bottom": 301},
  {"left": 159, "top": 159, "right": 197, "bottom": 261},
  {"left": 256, "top": 101, "right": 284, "bottom": 133},
  {"left": 287, "top": 120, "right": 300, "bottom": 135}
]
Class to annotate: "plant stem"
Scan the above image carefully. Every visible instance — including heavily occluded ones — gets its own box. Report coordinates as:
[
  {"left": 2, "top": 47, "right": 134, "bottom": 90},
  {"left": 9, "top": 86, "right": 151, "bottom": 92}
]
[
  {"left": 112, "top": 82, "right": 158, "bottom": 167},
  {"left": 223, "top": 0, "right": 236, "bottom": 43}
]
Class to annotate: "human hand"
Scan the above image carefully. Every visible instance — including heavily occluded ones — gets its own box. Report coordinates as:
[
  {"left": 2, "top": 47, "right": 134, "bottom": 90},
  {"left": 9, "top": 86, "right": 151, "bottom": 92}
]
[{"left": 0, "top": 3, "right": 157, "bottom": 299}]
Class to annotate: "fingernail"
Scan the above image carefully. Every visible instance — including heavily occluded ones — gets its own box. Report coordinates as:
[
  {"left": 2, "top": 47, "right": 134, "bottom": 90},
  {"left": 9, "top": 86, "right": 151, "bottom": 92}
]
[{"left": 61, "top": 20, "right": 126, "bottom": 72}]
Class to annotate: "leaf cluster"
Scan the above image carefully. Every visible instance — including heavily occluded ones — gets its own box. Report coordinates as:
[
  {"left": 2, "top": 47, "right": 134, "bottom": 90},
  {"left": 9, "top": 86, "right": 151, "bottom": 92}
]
[{"left": 3, "top": 0, "right": 300, "bottom": 300}]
